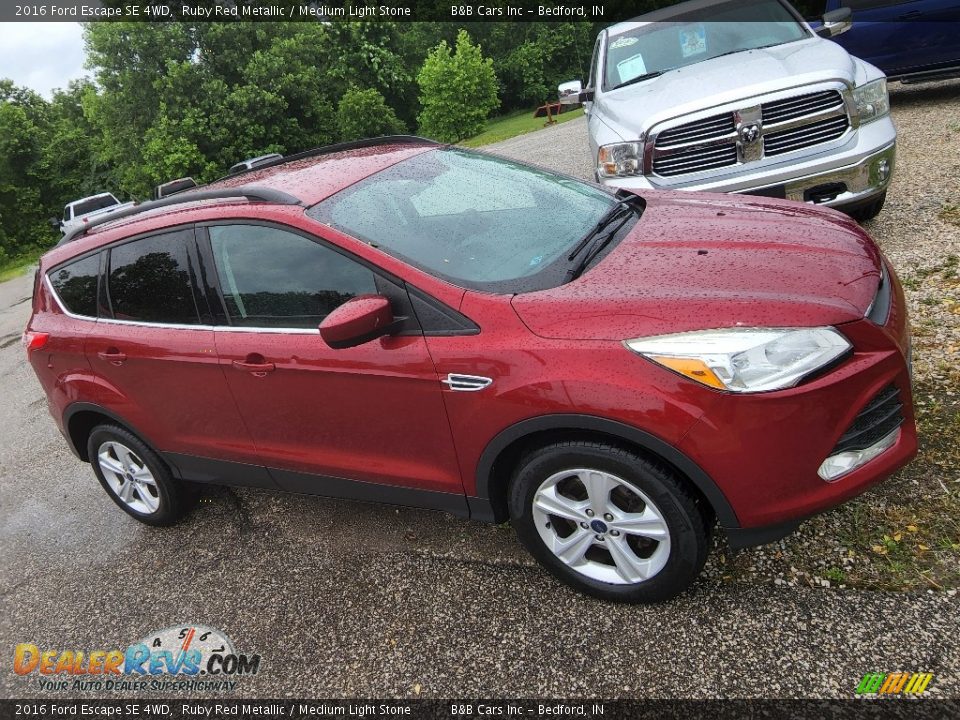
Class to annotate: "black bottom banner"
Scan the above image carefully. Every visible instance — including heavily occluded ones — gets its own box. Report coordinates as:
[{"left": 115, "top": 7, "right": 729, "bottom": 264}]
[{"left": 1, "top": 699, "right": 959, "bottom": 720}]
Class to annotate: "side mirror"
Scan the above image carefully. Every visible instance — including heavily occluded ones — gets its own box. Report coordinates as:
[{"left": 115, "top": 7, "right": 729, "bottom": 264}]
[
  {"left": 559, "top": 80, "right": 596, "bottom": 106},
  {"left": 559, "top": 80, "right": 583, "bottom": 105},
  {"left": 320, "top": 295, "right": 395, "bottom": 349},
  {"left": 816, "top": 7, "right": 853, "bottom": 37},
  {"left": 48, "top": 217, "right": 60, "bottom": 230}
]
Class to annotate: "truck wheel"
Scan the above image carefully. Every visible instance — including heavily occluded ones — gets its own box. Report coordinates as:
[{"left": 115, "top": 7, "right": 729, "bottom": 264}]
[{"left": 845, "top": 191, "right": 886, "bottom": 222}]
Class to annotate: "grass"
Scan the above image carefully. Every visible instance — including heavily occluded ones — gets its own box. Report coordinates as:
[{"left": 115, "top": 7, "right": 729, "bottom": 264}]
[
  {"left": 939, "top": 203, "right": 960, "bottom": 227},
  {"left": 460, "top": 107, "right": 584, "bottom": 148},
  {"left": 0, "top": 249, "right": 43, "bottom": 283}
]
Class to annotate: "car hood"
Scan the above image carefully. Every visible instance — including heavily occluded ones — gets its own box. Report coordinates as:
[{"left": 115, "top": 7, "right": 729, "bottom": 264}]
[
  {"left": 596, "top": 38, "right": 859, "bottom": 140},
  {"left": 511, "top": 192, "right": 883, "bottom": 341}
]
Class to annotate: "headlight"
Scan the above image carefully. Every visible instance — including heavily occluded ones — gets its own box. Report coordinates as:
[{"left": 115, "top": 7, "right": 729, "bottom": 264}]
[
  {"left": 597, "top": 142, "right": 643, "bottom": 178},
  {"left": 853, "top": 79, "right": 889, "bottom": 124},
  {"left": 625, "top": 327, "right": 852, "bottom": 393}
]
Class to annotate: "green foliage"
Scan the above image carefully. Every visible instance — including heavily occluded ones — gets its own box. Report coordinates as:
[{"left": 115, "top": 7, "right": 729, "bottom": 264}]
[
  {"left": 417, "top": 30, "right": 499, "bottom": 143},
  {"left": 336, "top": 88, "right": 406, "bottom": 142},
  {"left": 0, "top": 20, "right": 616, "bottom": 268}
]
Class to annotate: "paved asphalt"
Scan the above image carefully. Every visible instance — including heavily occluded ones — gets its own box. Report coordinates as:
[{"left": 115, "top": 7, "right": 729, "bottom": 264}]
[{"left": 1, "top": 121, "right": 959, "bottom": 701}]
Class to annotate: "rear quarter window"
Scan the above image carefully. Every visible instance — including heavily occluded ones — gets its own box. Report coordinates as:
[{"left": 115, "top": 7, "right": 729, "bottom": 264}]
[
  {"left": 107, "top": 229, "right": 201, "bottom": 325},
  {"left": 49, "top": 253, "right": 100, "bottom": 317}
]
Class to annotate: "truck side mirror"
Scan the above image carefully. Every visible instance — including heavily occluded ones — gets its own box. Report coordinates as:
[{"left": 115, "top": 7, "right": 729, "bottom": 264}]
[
  {"left": 559, "top": 80, "right": 584, "bottom": 106},
  {"left": 816, "top": 7, "right": 853, "bottom": 38}
]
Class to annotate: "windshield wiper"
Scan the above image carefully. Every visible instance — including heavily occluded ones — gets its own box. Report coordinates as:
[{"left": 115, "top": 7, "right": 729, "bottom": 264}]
[
  {"left": 566, "top": 197, "right": 641, "bottom": 281},
  {"left": 611, "top": 70, "right": 665, "bottom": 91}
]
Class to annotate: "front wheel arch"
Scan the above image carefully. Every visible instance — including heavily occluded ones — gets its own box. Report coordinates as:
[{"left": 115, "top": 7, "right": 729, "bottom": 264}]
[{"left": 475, "top": 415, "right": 738, "bottom": 529}]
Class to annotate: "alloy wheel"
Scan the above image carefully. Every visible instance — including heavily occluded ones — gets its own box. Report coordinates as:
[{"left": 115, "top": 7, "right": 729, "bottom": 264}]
[
  {"left": 97, "top": 441, "right": 161, "bottom": 515},
  {"left": 531, "top": 468, "right": 672, "bottom": 584}
]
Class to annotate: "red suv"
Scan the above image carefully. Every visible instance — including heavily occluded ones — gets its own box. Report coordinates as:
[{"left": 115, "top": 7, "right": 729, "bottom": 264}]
[{"left": 25, "top": 137, "right": 916, "bottom": 602}]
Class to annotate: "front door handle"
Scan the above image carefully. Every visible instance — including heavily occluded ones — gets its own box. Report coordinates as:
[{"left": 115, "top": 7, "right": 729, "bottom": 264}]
[
  {"left": 97, "top": 348, "right": 127, "bottom": 365},
  {"left": 232, "top": 355, "right": 275, "bottom": 376}
]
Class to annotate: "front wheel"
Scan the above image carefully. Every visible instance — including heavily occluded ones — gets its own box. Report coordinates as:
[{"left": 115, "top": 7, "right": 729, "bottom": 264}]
[
  {"left": 843, "top": 191, "right": 887, "bottom": 222},
  {"left": 509, "top": 441, "right": 709, "bottom": 602}
]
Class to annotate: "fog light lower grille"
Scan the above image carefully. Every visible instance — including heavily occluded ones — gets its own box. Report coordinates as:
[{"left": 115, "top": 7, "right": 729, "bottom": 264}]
[{"left": 818, "top": 384, "right": 903, "bottom": 481}]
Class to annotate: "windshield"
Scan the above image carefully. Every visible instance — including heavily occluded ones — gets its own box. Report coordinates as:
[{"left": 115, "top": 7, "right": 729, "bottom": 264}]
[
  {"left": 308, "top": 148, "right": 618, "bottom": 293},
  {"left": 603, "top": 0, "right": 808, "bottom": 91},
  {"left": 71, "top": 195, "right": 119, "bottom": 218}
]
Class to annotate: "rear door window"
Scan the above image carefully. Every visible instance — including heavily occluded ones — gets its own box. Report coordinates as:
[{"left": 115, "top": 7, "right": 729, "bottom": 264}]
[
  {"left": 49, "top": 253, "right": 101, "bottom": 317},
  {"left": 106, "top": 229, "right": 202, "bottom": 325},
  {"left": 207, "top": 224, "right": 377, "bottom": 329}
]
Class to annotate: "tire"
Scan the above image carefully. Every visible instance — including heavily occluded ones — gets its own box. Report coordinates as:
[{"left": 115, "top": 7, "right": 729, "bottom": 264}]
[
  {"left": 843, "top": 191, "right": 886, "bottom": 222},
  {"left": 87, "top": 424, "right": 190, "bottom": 526},
  {"left": 508, "top": 441, "right": 710, "bottom": 603}
]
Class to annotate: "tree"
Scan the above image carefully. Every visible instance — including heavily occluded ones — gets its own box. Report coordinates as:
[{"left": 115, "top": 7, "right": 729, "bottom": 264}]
[
  {"left": 336, "top": 88, "right": 406, "bottom": 142},
  {"left": 417, "top": 30, "right": 499, "bottom": 143},
  {"left": 0, "top": 81, "right": 55, "bottom": 262}
]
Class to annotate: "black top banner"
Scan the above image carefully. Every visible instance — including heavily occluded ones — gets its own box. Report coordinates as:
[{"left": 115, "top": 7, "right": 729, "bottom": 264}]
[{"left": 2, "top": 0, "right": 829, "bottom": 24}]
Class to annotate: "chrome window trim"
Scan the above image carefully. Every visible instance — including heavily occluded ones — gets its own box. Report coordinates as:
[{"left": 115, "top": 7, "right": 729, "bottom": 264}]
[{"left": 46, "top": 274, "right": 320, "bottom": 334}]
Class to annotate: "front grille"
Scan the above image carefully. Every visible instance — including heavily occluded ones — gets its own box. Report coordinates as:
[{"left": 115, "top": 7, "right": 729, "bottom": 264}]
[
  {"left": 764, "top": 115, "right": 850, "bottom": 157},
  {"left": 652, "top": 112, "right": 738, "bottom": 177},
  {"left": 650, "top": 89, "right": 850, "bottom": 176},
  {"left": 653, "top": 143, "right": 738, "bottom": 176},
  {"left": 655, "top": 113, "right": 735, "bottom": 147},
  {"left": 761, "top": 90, "right": 844, "bottom": 124},
  {"left": 832, "top": 385, "right": 903, "bottom": 455}
]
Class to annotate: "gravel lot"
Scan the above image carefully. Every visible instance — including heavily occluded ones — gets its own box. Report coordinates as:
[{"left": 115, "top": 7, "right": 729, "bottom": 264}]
[{"left": 1, "top": 79, "right": 959, "bottom": 700}]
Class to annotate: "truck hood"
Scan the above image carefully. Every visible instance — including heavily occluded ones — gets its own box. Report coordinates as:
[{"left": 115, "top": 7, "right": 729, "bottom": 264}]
[
  {"left": 596, "top": 38, "right": 861, "bottom": 141},
  {"left": 511, "top": 192, "right": 883, "bottom": 341}
]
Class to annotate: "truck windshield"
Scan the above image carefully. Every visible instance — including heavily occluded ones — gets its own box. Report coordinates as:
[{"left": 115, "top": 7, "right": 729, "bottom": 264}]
[
  {"left": 308, "top": 148, "right": 618, "bottom": 293},
  {"left": 604, "top": 0, "right": 808, "bottom": 91},
  {"left": 71, "top": 195, "right": 119, "bottom": 218}
]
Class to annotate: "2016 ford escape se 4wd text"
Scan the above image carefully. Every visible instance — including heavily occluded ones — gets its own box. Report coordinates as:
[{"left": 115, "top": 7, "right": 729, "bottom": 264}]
[
  {"left": 25, "top": 137, "right": 916, "bottom": 602},
  {"left": 560, "top": 0, "right": 897, "bottom": 221}
]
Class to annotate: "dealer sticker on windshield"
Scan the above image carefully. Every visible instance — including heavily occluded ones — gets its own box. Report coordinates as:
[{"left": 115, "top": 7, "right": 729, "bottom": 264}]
[{"left": 679, "top": 25, "right": 707, "bottom": 58}]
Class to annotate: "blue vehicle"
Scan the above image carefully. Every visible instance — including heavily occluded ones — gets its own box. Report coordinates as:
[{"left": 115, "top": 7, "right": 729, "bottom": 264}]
[{"left": 817, "top": 0, "right": 960, "bottom": 82}]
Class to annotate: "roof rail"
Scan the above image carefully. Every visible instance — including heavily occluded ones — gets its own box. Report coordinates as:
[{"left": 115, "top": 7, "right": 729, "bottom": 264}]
[
  {"left": 56, "top": 186, "right": 302, "bottom": 246},
  {"left": 213, "top": 135, "right": 442, "bottom": 183}
]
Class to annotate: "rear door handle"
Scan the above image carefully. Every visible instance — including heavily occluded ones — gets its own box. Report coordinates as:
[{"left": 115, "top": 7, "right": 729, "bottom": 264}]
[
  {"left": 232, "top": 358, "right": 276, "bottom": 376},
  {"left": 97, "top": 348, "right": 127, "bottom": 365}
]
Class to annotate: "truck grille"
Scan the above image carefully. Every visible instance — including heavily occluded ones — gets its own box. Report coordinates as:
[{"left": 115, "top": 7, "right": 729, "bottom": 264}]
[
  {"left": 652, "top": 112, "right": 737, "bottom": 177},
  {"left": 655, "top": 113, "right": 735, "bottom": 148},
  {"left": 832, "top": 385, "right": 903, "bottom": 455},
  {"left": 650, "top": 88, "right": 850, "bottom": 176},
  {"left": 761, "top": 90, "right": 844, "bottom": 124}
]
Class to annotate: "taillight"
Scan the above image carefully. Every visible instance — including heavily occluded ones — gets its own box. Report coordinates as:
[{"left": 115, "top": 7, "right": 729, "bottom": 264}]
[{"left": 22, "top": 331, "right": 50, "bottom": 352}]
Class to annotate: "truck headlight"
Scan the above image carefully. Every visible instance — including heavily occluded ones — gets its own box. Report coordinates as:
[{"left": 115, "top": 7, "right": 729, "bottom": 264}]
[
  {"left": 597, "top": 142, "right": 643, "bottom": 178},
  {"left": 625, "top": 327, "right": 852, "bottom": 393},
  {"left": 853, "top": 79, "right": 889, "bottom": 124}
]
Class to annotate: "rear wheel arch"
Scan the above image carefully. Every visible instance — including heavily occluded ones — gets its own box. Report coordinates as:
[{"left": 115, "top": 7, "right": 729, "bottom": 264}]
[
  {"left": 475, "top": 415, "right": 739, "bottom": 528},
  {"left": 64, "top": 403, "right": 160, "bottom": 466}
]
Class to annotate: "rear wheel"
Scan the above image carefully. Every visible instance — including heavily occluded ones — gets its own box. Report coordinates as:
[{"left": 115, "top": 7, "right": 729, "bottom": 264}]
[
  {"left": 87, "top": 424, "right": 190, "bottom": 526},
  {"left": 509, "top": 441, "right": 709, "bottom": 602}
]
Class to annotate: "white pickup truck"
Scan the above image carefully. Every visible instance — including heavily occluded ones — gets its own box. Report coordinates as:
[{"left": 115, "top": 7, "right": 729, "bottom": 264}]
[
  {"left": 59, "top": 193, "right": 135, "bottom": 235},
  {"left": 561, "top": 0, "right": 896, "bottom": 220}
]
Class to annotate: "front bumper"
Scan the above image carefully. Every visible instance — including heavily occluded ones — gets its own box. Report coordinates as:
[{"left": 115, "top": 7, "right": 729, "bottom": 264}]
[
  {"left": 677, "top": 267, "right": 916, "bottom": 543},
  {"left": 602, "top": 117, "right": 896, "bottom": 211}
]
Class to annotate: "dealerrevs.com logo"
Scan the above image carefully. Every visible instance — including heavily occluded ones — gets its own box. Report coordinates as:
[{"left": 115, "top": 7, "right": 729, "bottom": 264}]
[{"left": 14, "top": 625, "right": 261, "bottom": 693}]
